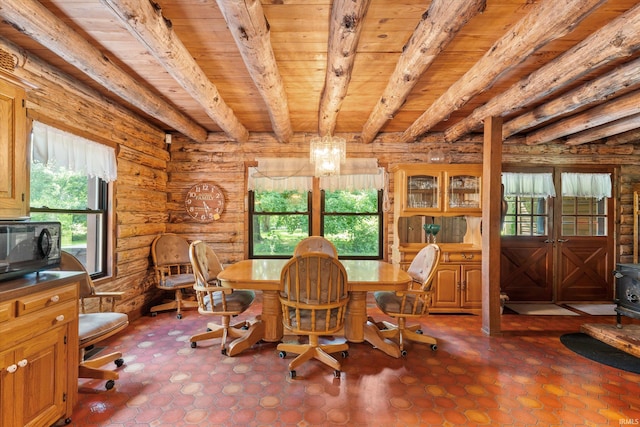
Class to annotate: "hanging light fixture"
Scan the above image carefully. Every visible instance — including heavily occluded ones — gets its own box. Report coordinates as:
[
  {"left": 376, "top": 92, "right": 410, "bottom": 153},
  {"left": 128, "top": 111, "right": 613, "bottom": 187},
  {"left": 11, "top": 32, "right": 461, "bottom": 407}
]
[{"left": 309, "top": 135, "right": 346, "bottom": 176}]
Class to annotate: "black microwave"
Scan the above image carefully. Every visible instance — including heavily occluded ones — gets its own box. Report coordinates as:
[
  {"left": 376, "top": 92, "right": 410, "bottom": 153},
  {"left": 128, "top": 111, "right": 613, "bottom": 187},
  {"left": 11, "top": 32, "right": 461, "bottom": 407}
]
[{"left": 0, "top": 221, "right": 62, "bottom": 281}]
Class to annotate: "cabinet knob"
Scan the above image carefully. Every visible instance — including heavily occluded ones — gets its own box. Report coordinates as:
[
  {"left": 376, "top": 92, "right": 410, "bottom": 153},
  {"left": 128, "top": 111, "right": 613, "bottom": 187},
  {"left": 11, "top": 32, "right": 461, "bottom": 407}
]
[
  {"left": 6, "top": 364, "right": 17, "bottom": 373},
  {"left": 17, "top": 359, "right": 27, "bottom": 368},
  {"left": 50, "top": 295, "right": 60, "bottom": 303},
  {"left": 56, "top": 314, "right": 65, "bottom": 322},
  {"left": 461, "top": 253, "right": 474, "bottom": 260}
]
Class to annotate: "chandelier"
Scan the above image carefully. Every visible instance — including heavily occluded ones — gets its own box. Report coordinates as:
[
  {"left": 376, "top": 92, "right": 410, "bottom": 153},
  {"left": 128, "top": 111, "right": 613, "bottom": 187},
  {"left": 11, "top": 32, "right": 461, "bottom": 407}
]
[{"left": 309, "top": 135, "right": 346, "bottom": 176}]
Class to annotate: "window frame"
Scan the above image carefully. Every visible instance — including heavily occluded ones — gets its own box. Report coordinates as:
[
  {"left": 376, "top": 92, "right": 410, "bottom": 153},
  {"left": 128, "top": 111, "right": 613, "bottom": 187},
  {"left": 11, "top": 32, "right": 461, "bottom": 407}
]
[
  {"left": 248, "top": 187, "right": 384, "bottom": 259},
  {"left": 29, "top": 167, "right": 111, "bottom": 280}
]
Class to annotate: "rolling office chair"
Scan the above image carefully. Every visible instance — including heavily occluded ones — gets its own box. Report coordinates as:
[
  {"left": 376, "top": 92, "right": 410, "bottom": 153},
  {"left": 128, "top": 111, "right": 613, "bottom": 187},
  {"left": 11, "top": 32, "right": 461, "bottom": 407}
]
[
  {"left": 277, "top": 253, "right": 350, "bottom": 378},
  {"left": 59, "top": 251, "right": 129, "bottom": 390},
  {"left": 188, "top": 240, "right": 263, "bottom": 355},
  {"left": 372, "top": 243, "right": 441, "bottom": 356}
]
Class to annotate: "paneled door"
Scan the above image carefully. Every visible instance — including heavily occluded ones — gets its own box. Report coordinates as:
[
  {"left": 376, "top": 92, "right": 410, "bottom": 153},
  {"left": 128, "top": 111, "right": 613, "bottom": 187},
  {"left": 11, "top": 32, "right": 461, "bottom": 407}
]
[{"left": 500, "top": 166, "right": 615, "bottom": 302}]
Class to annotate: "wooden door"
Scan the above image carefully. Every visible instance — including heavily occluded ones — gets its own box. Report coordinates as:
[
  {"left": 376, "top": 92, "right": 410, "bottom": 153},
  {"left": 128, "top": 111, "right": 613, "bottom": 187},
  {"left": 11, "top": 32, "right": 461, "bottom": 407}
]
[
  {"left": 501, "top": 237, "right": 553, "bottom": 301},
  {"left": 500, "top": 166, "right": 615, "bottom": 302}
]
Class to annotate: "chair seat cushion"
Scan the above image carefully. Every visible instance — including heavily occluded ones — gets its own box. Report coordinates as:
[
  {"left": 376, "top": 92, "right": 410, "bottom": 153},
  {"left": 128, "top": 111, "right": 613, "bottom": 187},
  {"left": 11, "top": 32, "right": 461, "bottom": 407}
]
[
  {"left": 160, "top": 273, "right": 194, "bottom": 289},
  {"left": 203, "top": 290, "right": 255, "bottom": 313},
  {"left": 374, "top": 291, "right": 424, "bottom": 315},
  {"left": 79, "top": 312, "right": 129, "bottom": 346},
  {"left": 285, "top": 307, "right": 341, "bottom": 332}
]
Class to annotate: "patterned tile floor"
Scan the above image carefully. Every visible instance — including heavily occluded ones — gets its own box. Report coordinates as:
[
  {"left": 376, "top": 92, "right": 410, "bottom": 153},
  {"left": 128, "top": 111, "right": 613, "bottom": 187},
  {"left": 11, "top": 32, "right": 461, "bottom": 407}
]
[{"left": 67, "top": 297, "right": 640, "bottom": 427}]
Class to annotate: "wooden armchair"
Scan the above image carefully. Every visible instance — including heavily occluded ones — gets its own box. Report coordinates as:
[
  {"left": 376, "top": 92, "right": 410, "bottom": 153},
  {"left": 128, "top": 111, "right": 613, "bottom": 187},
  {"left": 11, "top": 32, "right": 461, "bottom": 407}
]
[
  {"left": 59, "top": 252, "right": 129, "bottom": 390},
  {"left": 188, "top": 241, "right": 264, "bottom": 356},
  {"left": 277, "top": 253, "right": 349, "bottom": 378},
  {"left": 150, "top": 233, "right": 198, "bottom": 318},
  {"left": 293, "top": 236, "right": 338, "bottom": 257},
  {"left": 372, "top": 243, "right": 441, "bottom": 356}
]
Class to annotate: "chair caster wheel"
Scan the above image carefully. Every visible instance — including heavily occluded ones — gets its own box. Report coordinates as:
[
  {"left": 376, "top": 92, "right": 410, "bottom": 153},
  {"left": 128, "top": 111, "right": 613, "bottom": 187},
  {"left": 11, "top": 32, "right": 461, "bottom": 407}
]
[
  {"left": 431, "top": 344, "right": 438, "bottom": 351},
  {"left": 115, "top": 358, "right": 124, "bottom": 367},
  {"left": 241, "top": 324, "right": 249, "bottom": 330},
  {"left": 105, "top": 379, "right": 115, "bottom": 390},
  {"left": 279, "top": 351, "right": 286, "bottom": 358},
  {"left": 289, "top": 370, "right": 296, "bottom": 378},
  {"left": 341, "top": 351, "right": 348, "bottom": 358},
  {"left": 177, "top": 313, "right": 183, "bottom": 319},
  {"left": 221, "top": 348, "right": 227, "bottom": 356},
  {"left": 151, "top": 312, "right": 158, "bottom": 317},
  {"left": 334, "top": 370, "right": 341, "bottom": 378},
  {"left": 191, "top": 342, "right": 197, "bottom": 348},
  {"left": 416, "top": 329, "right": 423, "bottom": 334},
  {"left": 401, "top": 350, "right": 408, "bottom": 357}
]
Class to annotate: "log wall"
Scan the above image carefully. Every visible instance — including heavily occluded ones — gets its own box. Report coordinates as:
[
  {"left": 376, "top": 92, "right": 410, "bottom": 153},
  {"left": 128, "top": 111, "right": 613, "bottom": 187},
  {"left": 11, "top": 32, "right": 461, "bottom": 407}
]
[{"left": 3, "top": 36, "right": 640, "bottom": 322}]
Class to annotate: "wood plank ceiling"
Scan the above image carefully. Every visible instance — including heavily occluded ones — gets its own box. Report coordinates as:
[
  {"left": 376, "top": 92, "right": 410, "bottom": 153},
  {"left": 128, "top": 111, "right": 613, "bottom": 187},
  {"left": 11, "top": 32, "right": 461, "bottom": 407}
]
[{"left": 0, "top": 0, "right": 639, "bottom": 146}]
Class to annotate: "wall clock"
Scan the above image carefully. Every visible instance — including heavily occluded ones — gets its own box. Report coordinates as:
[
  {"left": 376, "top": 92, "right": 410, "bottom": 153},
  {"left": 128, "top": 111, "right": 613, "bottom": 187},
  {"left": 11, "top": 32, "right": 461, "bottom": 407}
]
[{"left": 184, "top": 183, "right": 225, "bottom": 222}]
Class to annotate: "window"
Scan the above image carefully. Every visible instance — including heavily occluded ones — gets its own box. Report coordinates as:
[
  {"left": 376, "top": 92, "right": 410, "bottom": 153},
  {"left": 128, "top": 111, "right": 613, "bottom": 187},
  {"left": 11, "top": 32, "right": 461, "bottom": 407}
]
[
  {"left": 322, "top": 189, "right": 382, "bottom": 258},
  {"left": 30, "top": 121, "right": 116, "bottom": 277},
  {"left": 247, "top": 158, "right": 386, "bottom": 259},
  {"left": 561, "top": 197, "right": 607, "bottom": 236},
  {"left": 502, "top": 196, "right": 548, "bottom": 236},
  {"left": 249, "top": 190, "right": 311, "bottom": 257},
  {"left": 248, "top": 188, "right": 384, "bottom": 259},
  {"left": 30, "top": 163, "right": 109, "bottom": 277}
]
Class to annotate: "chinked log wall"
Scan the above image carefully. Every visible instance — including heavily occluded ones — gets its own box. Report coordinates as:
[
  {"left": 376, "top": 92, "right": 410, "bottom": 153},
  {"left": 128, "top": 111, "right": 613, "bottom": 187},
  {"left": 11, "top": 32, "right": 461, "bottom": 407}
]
[{"left": 5, "top": 37, "right": 640, "bottom": 321}]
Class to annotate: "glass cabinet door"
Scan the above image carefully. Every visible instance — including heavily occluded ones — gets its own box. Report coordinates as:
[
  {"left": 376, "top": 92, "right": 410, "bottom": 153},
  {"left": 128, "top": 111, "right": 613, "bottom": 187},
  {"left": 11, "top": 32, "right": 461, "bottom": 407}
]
[
  {"left": 447, "top": 174, "right": 481, "bottom": 210},
  {"left": 407, "top": 175, "right": 439, "bottom": 210}
]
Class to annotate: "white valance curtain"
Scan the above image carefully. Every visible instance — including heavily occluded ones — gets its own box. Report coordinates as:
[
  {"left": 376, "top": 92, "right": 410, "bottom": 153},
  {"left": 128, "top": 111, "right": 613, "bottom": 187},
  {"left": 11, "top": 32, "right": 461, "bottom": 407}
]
[
  {"left": 247, "top": 158, "right": 385, "bottom": 192},
  {"left": 31, "top": 121, "right": 118, "bottom": 182},
  {"left": 561, "top": 172, "right": 611, "bottom": 200},
  {"left": 502, "top": 172, "right": 556, "bottom": 198}
]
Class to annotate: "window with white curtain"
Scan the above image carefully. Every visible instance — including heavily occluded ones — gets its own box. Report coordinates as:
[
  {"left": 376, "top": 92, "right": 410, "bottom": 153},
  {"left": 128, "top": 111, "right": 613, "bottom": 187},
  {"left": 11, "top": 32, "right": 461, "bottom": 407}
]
[
  {"left": 30, "top": 121, "right": 115, "bottom": 277},
  {"left": 248, "top": 158, "right": 386, "bottom": 259},
  {"left": 501, "top": 172, "right": 555, "bottom": 237}
]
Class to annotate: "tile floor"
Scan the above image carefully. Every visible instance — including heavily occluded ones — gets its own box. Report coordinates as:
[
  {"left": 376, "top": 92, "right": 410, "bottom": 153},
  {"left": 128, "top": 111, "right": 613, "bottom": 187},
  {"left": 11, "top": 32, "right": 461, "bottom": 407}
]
[{"left": 67, "top": 297, "right": 640, "bottom": 426}]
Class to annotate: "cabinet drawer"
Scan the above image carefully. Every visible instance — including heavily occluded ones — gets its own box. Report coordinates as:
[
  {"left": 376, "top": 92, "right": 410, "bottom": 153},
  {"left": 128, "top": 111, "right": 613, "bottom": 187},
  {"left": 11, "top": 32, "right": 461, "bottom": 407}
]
[
  {"left": 0, "top": 300, "right": 76, "bottom": 349},
  {"left": 0, "top": 300, "right": 14, "bottom": 323},
  {"left": 16, "top": 284, "right": 78, "bottom": 317},
  {"left": 442, "top": 252, "right": 480, "bottom": 263}
]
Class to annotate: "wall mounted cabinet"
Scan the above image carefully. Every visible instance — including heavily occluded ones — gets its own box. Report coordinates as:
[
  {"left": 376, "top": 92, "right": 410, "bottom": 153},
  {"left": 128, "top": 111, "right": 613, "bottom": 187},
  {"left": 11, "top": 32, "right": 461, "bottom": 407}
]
[{"left": 0, "top": 78, "right": 28, "bottom": 219}]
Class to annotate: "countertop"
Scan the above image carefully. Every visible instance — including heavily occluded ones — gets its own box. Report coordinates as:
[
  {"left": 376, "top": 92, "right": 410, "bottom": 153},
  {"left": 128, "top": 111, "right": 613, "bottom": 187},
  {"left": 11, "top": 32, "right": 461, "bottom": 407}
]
[{"left": 0, "top": 271, "right": 85, "bottom": 302}]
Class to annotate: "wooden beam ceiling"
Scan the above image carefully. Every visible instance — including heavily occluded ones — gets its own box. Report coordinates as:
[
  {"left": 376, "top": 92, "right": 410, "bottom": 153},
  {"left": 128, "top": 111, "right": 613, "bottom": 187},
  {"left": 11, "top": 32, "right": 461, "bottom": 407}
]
[{"left": 0, "top": 0, "right": 638, "bottom": 147}]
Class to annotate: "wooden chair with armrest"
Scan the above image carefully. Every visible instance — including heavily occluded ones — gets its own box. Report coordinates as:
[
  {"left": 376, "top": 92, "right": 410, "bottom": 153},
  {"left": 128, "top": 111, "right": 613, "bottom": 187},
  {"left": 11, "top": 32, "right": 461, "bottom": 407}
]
[
  {"left": 59, "top": 251, "right": 129, "bottom": 390},
  {"left": 188, "top": 241, "right": 264, "bottom": 356},
  {"left": 150, "top": 233, "right": 199, "bottom": 319},
  {"left": 277, "top": 253, "right": 350, "bottom": 378},
  {"left": 372, "top": 243, "right": 441, "bottom": 357},
  {"left": 293, "top": 236, "right": 338, "bottom": 257}
]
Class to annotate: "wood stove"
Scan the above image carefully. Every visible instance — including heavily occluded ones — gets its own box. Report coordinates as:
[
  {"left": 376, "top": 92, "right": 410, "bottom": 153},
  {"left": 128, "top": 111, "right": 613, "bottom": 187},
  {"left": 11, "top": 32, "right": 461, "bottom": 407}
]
[{"left": 613, "top": 263, "right": 640, "bottom": 327}]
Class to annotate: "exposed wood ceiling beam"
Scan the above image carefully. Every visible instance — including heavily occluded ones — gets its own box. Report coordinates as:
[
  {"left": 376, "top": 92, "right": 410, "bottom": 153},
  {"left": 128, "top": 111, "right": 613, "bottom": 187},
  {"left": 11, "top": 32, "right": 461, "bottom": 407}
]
[
  {"left": 605, "top": 128, "right": 640, "bottom": 146},
  {"left": 318, "top": 0, "right": 371, "bottom": 137},
  {"left": 400, "top": 0, "right": 607, "bottom": 143},
  {"left": 444, "top": 2, "right": 640, "bottom": 143},
  {"left": 359, "top": 0, "right": 485, "bottom": 144},
  {"left": 526, "top": 89, "right": 640, "bottom": 145},
  {"left": 101, "top": 0, "right": 249, "bottom": 143},
  {"left": 503, "top": 58, "right": 640, "bottom": 139},
  {"left": 562, "top": 113, "right": 640, "bottom": 146},
  {"left": 216, "top": 0, "right": 292, "bottom": 143},
  {"left": 0, "top": 0, "right": 208, "bottom": 143}
]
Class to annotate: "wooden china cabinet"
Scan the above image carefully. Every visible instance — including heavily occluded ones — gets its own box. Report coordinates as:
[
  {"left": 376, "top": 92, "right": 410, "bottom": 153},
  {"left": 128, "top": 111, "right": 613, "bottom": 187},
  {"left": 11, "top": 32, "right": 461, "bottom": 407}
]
[
  {"left": 391, "top": 164, "right": 483, "bottom": 314},
  {"left": 0, "top": 78, "right": 28, "bottom": 220}
]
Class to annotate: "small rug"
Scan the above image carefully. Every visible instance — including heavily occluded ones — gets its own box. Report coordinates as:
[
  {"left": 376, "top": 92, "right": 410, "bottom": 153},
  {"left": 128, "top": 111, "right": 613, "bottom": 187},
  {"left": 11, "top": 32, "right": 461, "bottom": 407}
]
[
  {"left": 566, "top": 303, "right": 616, "bottom": 316},
  {"left": 560, "top": 333, "right": 640, "bottom": 374},
  {"left": 506, "top": 303, "right": 579, "bottom": 316}
]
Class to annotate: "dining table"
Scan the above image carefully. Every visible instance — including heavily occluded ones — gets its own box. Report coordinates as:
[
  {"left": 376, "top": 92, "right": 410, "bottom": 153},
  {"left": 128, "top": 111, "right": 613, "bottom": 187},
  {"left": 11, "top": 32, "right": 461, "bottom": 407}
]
[{"left": 217, "top": 258, "right": 412, "bottom": 358}]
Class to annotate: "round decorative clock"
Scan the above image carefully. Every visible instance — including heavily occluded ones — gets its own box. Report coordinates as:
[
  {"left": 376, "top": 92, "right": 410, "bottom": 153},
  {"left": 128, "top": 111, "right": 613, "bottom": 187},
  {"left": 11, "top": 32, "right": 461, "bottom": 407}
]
[{"left": 184, "top": 183, "right": 225, "bottom": 222}]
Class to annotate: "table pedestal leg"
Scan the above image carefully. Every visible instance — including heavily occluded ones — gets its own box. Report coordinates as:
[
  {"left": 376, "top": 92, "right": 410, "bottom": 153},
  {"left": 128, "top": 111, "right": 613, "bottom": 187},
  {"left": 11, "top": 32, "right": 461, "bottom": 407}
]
[
  {"left": 346, "top": 291, "right": 401, "bottom": 358},
  {"left": 260, "top": 290, "right": 283, "bottom": 342}
]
